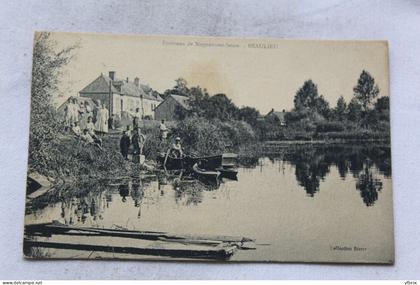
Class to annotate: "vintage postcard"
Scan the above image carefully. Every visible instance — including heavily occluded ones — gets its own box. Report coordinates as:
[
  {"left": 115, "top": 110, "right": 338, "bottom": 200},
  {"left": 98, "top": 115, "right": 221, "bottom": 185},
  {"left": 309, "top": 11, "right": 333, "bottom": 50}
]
[{"left": 24, "top": 32, "right": 393, "bottom": 263}]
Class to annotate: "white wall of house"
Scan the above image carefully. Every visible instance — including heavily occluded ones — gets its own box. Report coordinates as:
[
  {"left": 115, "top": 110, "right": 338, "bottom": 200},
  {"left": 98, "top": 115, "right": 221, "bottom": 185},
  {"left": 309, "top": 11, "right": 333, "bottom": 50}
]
[
  {"left": 143, "top": 98, "right": 158, "bottom": 119},
  {"left": 111, "top": 93, "right": 159, "bottom": 118}
]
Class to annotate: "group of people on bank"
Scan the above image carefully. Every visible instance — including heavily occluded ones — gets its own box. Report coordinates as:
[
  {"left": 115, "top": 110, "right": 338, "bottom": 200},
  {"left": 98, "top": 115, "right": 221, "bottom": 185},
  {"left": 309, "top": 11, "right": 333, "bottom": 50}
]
[
  {"left": 64, "top": 97, "right": 184, "bottom": 162},
  {"left": 64, "top": 97, "right": 113, "bottom": 148},
  {"left": 64, "top": 97, "right": 112, "bottom": 132}
]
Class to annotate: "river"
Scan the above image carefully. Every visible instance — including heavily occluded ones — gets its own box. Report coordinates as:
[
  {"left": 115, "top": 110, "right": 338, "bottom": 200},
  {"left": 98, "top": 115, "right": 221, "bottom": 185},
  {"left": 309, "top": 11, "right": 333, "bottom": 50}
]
[{"left": 24, "top": 143, "right": 393, "bottom": 263}]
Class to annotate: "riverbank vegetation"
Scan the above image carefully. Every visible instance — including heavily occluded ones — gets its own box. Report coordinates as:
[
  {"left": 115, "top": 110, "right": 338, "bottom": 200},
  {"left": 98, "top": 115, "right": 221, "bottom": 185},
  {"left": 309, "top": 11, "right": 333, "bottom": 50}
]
[
  {"left": 156, "top": 70, "right": 389, "bottom": 157},
  {"left": 28, "top": 33, "right": 128, "bottom": 182}
]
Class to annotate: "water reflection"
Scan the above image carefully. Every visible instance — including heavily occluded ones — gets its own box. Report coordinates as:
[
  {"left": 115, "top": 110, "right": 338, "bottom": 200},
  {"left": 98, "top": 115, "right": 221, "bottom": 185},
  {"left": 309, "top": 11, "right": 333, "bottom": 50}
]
[
  {"left": 44, "top": 172, "right": 225, "bottom": 226},
  {"left": 356, "top": 160, "right": 383, "bottom": 207},
  {"left": 24, "top": 144, "right": 392, "bottom": 261},
  {"left": 265, "top": 144, "right": 391, "bottom": 206},
  {"left": 27, "top": 144, "right": 391, "bottom": 225},
  {"left": 58, "top": 191, "right": 107, "bottom": 226}
]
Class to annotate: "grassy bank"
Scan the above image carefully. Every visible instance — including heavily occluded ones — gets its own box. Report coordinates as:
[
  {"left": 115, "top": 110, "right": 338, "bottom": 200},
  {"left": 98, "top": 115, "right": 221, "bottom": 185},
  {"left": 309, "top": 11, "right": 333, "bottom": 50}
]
[{"left": 29, "top": 131, "right": 130, "bottom": 184}]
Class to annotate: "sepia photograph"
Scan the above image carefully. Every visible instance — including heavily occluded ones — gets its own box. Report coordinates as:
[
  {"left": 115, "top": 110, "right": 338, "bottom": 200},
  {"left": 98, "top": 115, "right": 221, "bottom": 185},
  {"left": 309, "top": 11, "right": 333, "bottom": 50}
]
[{"left": 24, "top": 32, "right": 393, "bottom": 263}]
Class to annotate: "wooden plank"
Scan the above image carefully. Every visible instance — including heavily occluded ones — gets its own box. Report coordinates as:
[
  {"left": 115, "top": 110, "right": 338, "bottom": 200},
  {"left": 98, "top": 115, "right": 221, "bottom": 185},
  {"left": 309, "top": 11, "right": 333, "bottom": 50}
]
[
  {"left": 25, "top": 223, "right": 255, "bottom": 243},
  {"left": 23, "top": 239, "right": 236, "bottom": 260},
  {"left": 26, "top": 172, "right": 54, "bottom": 199}
]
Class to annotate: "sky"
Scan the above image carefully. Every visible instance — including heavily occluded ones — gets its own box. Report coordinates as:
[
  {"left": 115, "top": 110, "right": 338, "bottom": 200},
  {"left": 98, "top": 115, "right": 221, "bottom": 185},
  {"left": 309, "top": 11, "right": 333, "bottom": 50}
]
[{"left": 51, "top": 32, "right": 389, "bottom": 114}]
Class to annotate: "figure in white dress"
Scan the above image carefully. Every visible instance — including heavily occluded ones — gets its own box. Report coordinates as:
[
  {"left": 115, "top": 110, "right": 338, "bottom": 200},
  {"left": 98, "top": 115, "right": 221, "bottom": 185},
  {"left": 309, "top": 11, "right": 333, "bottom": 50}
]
[
  {"left": 95, "top": 104, "right": 109, "bottom": 134},
  {"left": 64, "top": 98, "right": 79, "bottom": 128}
]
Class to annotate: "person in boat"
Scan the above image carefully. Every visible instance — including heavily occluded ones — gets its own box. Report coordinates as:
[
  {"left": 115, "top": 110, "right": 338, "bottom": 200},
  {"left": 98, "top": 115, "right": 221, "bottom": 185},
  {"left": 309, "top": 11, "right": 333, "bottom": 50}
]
[
  {"left": 159, "top": 119, "right": 168, "bottom": 141},
  {"left": 166, "top": 137, "right": 184, "bottom": 159},
  {"left": 120, "top": 130, "right": 131, "bottom": 160}
]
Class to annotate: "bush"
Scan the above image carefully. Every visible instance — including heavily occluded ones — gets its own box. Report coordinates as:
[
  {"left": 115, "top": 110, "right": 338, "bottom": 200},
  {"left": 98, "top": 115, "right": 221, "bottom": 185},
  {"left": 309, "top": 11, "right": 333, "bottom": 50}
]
[
  {"left": 172, "top": 117, "right": 256, "bottom": 156},
  {"left": 315, "top": 129, "right": 389, "bottom": 141},
  {"left": 35, "top": 133, "right": 128, "bottom": 181},
  {"left": 142, "top": 127, "right": 170, "bottom": 160},
  {"left": 315, "top": 121, "right": 345, "bottom": 133}
]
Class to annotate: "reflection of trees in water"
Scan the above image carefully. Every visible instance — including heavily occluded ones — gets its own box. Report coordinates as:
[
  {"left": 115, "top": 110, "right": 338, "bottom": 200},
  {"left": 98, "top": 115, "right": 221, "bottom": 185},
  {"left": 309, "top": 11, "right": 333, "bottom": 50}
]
[
  {"left": 356, "top": 160, "right": 383, "bottom": 206},
  {"left": 273, "top": 144, "right": 390, "bottom": 205},
  {"left": 285, "top": 147, "right": 330, "bottom": 197},
  {"left": 28, "top": 170, "right": 225, "bottom": 221},
  {"left": 294, "top": 162, "right": 324, "bottom": 197}
]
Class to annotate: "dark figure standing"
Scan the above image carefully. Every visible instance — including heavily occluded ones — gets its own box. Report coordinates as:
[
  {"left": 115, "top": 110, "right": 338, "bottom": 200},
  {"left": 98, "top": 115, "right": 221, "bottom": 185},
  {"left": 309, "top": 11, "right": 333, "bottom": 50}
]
[
  {"left": 120, "top": 131, "right": 131, "bottom": 160},
  {"left": 131, "top": 128, "right": 146, "bottom": 163},
  {"left": 108, "top": 114, "right": 114, "bottom": 130}
]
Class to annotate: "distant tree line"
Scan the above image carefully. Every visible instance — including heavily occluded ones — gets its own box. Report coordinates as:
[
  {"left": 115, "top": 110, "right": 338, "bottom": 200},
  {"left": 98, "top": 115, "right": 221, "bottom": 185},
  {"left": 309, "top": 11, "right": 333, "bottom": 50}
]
[
  {"left": 283, "top": 70, "right": 389, "bottom": 141},
  {"left": 163, "top": 78, "right": 261, "bottom": 127},
  {"left": 163, "top": 69, "right": 390, "bottom": 142}
]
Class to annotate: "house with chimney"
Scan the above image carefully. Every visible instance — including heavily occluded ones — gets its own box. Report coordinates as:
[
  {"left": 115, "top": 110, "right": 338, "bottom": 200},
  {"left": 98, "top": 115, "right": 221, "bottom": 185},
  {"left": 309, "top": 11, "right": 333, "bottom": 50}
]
[
  {"left": 79, "top": 71, "right": 163, "bottom": 119},
  {"left": 265, "top": 109, "right": 287, "bottom": 126}
]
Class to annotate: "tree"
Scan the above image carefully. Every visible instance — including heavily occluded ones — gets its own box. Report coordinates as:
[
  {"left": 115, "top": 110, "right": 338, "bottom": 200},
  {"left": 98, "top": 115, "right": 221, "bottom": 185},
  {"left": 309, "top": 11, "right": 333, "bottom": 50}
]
[
  {"left": 238, "top": 106, "right": 260, "bottom": 126},
  {"left": 369, "top": 96, "right": 390, "bottom": 124},
  {"left": 353, "top": 70, "right": 380, "bottom": 112},
  {"left": 374, "top": 96, "right": 389, "bottom": 112},
  {"left": 29, "top": 32, "right": 77, "bottom": 172},
  {"left": 182, "top": 85, "right": 210, "bottom": 118},
  {"left": 334, "top": 96, "right": 347, "bottom": 120},
  {"left": 314, "top": 95, "right": 331, "bottom": 119},
  {"left": 174, "top": 77, "right": 189, "bottom": 95},
  {"left": 294, "top": 80, "right": 319, "bottom": 111},
  {"left": 162, "top": 77, "right": 189, "bottom": 99},
  {"left": 347, "top": 98, "right": 362, "bottom": 123},
  {"left": 206, "top": 93, "right": 238, "bottom": 120}
]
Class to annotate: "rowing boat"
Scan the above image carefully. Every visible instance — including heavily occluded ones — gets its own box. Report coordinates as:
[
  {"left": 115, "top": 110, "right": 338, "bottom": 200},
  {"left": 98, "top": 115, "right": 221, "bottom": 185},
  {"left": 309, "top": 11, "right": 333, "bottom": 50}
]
[
  {"left": 192, "top": 163, "right": 220, "bottom": 181},
  {"left": 194, "top": 154, "right": 223, "bottom": 170},
  {"left": 157, "top": 154, "right": 223, "bottom": 170},
  {"left": 216, "top": 167, "right": 238, "bottom": 180},
  {"left": 156, "top": 153, "right": 190, "bottom": 170}
]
